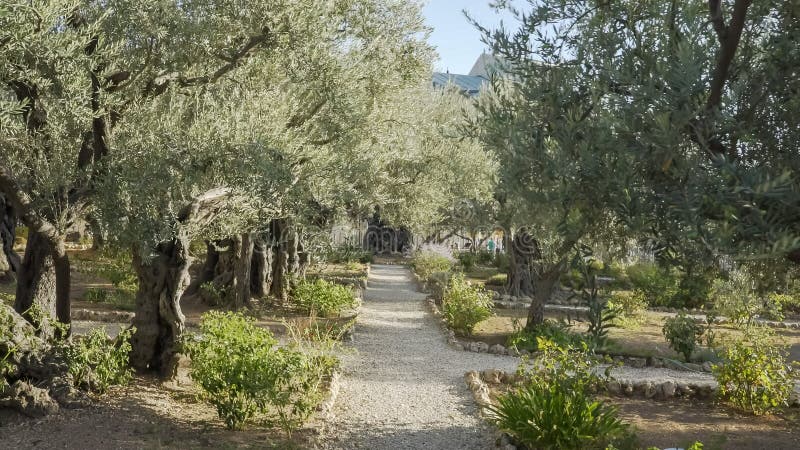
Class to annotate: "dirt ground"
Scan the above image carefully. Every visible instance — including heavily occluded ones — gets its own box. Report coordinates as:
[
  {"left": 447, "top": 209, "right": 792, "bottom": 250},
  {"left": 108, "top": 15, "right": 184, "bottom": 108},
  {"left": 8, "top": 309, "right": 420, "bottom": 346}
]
[
  {"left": 610, "top": 397, "right": 800, "bottom": 450},
  {"left": 0, "top": 377, "right": 317, "bottom": 449},
  {"left": 467, "top": 308, "right": 800, "bottom": 363}
]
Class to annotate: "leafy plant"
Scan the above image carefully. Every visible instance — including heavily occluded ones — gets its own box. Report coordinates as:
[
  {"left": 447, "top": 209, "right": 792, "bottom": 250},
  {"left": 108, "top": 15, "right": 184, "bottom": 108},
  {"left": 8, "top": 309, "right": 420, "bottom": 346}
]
[
  {"left": 713, "top": 327, "right": 795, "bottom": 415},
  {"left": 489, "top": 339, "right": 633, "bottom": 450},
  {"left": 626, "top": 262, "right": 679, "bottom": 307},
  {"left": 83, "top": 288, "right": 136, "bottom": 311},
  {"left": 485, "top": 273, "right": 507, "bottom": 286},
  {"left": 185, "top": 312, "right": 336, "bottom": 432},
  {"left": 292, "top": 278, "right": 358, "bottom": 317},
  {"left": 411, "top": 252, "right": 453, "bottom": 280},
  {"left": 441, "top": 274, "right": 493, "bottom": 335},
  {"left": 456, "top": 251, "right": 479, "bottom": 271},
  {"left": 662, "top": 313, "right": 704, "bottom": 361},
  {"left": 198, "top": 281, "right": 227, "bottom": 307},
  {"left": 506, "top": 318, "right": 585, "bottom": 352},
  {"left": 426, "top": 270, "right": 453, "bottom": 302},
  {"left": 62, "top": 327, "right": 134, "bottom": 393},
  {"left": 325, "top": 243, "right": 372, "bottom": 264}
]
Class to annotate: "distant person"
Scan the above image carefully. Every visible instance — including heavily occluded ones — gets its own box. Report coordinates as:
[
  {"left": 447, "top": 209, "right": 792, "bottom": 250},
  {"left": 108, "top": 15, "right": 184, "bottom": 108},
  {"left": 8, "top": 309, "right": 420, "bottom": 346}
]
[{"left": 487, "top": 238, "right": 495, "bottom": 253}]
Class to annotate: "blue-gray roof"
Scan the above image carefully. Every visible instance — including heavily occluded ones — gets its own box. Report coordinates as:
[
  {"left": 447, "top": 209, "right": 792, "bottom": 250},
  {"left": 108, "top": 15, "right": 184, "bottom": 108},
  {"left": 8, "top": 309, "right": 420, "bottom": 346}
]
[{"left": 432, "top": 72, "right": 487, "bottom": 97}]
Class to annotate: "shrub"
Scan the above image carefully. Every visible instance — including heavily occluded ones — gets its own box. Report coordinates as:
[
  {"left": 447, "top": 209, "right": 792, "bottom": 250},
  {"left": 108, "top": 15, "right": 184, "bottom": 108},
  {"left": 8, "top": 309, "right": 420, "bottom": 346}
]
[
  {"left": 185, "top": 312, "right": 336, "bottom": 432},
  {"left": 494, "top": 252, "right": 510, "bottom": 272},
  {"left": 411, "top": 252, "right": 452, "bottom": 280},
  {"left": 626, "top": 262, "right": 679, "bottom": 307},
  {"left": 662, "top": 313, "right": 704, "bottom": 361},
  {"left": 442, "top": 275, "right": 493, "bottom": 335},
  {"left": 325, "top": 243, "right": 372, "bottom": 264},
  {"left": 710, "top": 271, "right": 761, "bottom": 326},
  {"left": 490, "top": 339, "right": 633, "bottom": 450},
  {"left": 292, "top": 279, "right": 358, "bottom": 317},
  {"left": 63, "top": 327, "right": 134, "bottom": 393},
  {"left": 506, "top": 319, "right": 585, "bottom": 352},
  {"left": 198, "top": 281, "right": 227, "bottom": 306},
  {"left": 426, "top": 270, "right": 453, "bottom": 302},
  {"left": 713, "top": 327, "right": 795, "bottom": 415},
  {"left": 83, "top": 288, "right": 136, "bottom": 311},
  {"left": 477, "top": 250, "right": 495, "bottom": 265},
  {"left": 485, "top": 273, "right": 507, "bottom": 286},
  {"left": 607, "top": 291, "right": 647, "bottom": 328},
  {"left": 456, "top": 251, "right": 478, "bottom": 271}
]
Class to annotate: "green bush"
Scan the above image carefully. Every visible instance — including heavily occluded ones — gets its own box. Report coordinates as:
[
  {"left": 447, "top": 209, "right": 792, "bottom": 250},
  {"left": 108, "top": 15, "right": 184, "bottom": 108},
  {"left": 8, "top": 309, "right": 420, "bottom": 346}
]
[
  {"left": 185, "top": 312, "right": 336, "bottom": 432},
  {"left": 411, "top": 252, "right": 453, "bottom": 280},
  {"left": 442, "top": 275, "right": 493, "bottom": 335},
  {"left": 713, "top": 328, "right": 795, "bottom": 415},
  {"left": 490, "top": 339, "right": 633, "bottom": 450},
  {"left": 325, "top": 244, "right": 372, "bottom": 264},
  {"left": 83, "top": 288, "right": 136, "bottom": 311},
  {"left": 292, "top": 278, "right": 358, "bottom": 317},
  {"left": 607, "top": 291, "right": 647, "bottom": 320},
  {"left": 456, "top": 251, "right": 478, "bottom": 271},
  {"left": 63, "top": 327, "right": 134, "bottom": 394},
  {"left": 426, "top": 270, "right": 453, "bottom": 302},
  {"left": 506, "top": 319, "right": 586, "bottom": 352},
  {"left": 494, "top": 252, "right": 510, "bottom": 272},
  {"left": 711, "top": 272, "right": 761, "bottom": 325},
  {"left": 485, "top": 273, "right": 507, "bottom": 286},
  {"left": 626, "top": 262, "right": 679, "bottom": 307},
  {"left": 662, "top": 313, "right": 704, "bottom": 361},
  {"left": 477, "top": 250, "right": 495, "bottom": 265}
]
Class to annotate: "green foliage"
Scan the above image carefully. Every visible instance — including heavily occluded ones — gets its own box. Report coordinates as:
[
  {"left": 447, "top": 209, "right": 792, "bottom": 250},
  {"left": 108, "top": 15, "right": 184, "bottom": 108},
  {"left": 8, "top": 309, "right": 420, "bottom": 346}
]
[
  {"left": 713, "top": 327, "right": 795, "bottom": 415},
  {"left": 441, "top": 274, "right": 493, "bottom": 335},
  {"left": 485, "top": 273, "right": 507, "bottom": 286},
  {"left": 607, "top": 291, "right": 647, "bottom": 319},
  {"left": 506, "top": 319, "right": 585, "bottom": 352},
  {"left": 489, "top": 339, "right": 632, "bottom": 450},
  {"left": 198, "top": 282, "right": 227, "bottom": 307},
  {"left": 62, "top": 327, "right": 134, "bottom": 394},
  {"left": 426, "top": 270, "right": 453, "bottom": 302},
  {"left": 493, "top": 252, "right": 510, "bottom": 272},
  {"left": 662, "top": 313, "right": 704, "bottom": 361},
  {"left": 410, "top": 252, "right": 453, "bottom": 280},
  {"left": 711, "top": 272, "right": 762, "bottom": 326},
  {"left": 185, "top": 312, "right": 336, "bottom": 432},
  {"left": 292, "top": 278, "right": 358, "bottom": 318},
  {"left": 626, "top": 263, "right": 679, "bottom": 308},
  {"left": 83, "top": 288, "right": 136, "bottom": 311},
  {"left": 456, "top": 251, "right": 478, "bottom": 271},
  {"left": 325, "top": 244, "right": 372, "bottom": 265}
]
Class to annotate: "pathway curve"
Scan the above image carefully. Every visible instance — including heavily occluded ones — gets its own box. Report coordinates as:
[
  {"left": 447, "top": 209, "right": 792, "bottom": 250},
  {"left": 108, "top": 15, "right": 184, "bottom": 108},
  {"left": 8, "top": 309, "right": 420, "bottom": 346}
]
[{"left": 319, "top": 264, "right": 517, "bottom": 450}]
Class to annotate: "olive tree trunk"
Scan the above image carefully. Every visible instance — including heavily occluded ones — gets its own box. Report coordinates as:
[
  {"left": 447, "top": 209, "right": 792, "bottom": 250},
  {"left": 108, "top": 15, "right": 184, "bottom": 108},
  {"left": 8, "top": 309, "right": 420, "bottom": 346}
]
[
  {"left": 14, "top": 231, "right": 71, "bottom": 333},
  {"left": 504, "top": 229, "right": 535, "bottom": 298},
  {"left": 0, "top": 195, "right": 19, "bottom": 282},
  {"left": 250, "top": 236, "right": 273, "bottom": 298},
  {"left": 130, "top": 238, "right": 189, "bottom": 377},
  {"left": 231, "top": 233, "right": 253, "bottom": 309}
]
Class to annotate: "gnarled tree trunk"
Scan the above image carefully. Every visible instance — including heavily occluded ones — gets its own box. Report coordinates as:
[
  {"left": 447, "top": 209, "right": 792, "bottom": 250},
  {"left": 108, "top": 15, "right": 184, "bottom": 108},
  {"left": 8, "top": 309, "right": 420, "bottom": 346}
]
[
  {"left": 525, "top": 271, "right": 560, "bottom": 330},
  {"left": 130, "top": 238, "right": 189, "bottom": 377},
  {"left": 231, "top": 233, "right": 253, "bottom": 309},
  {"left": 505, "top": 229, "right": 535, "bottom": 298},
  {"left": 0, "top": 194, "right": 19, "bottom": 283},
  {"left": 15, "top": 231, "right": 57, "bottom": 329},
  {"left": 250, "top": 235, "right": 273, "bottom": 298}
]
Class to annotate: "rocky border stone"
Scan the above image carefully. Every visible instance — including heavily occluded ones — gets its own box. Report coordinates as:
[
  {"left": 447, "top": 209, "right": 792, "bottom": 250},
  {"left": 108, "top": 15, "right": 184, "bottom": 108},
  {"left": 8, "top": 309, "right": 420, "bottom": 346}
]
[{"left": 71, "top": 308, "right": 134, "bottom": 323}]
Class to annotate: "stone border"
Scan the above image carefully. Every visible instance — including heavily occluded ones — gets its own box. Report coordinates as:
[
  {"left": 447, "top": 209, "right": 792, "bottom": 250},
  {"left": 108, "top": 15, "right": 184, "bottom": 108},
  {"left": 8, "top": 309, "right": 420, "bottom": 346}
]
[
  {"left": 71, "top": 308, "right": 134, "bottom": 323},
  {"left": 428, "top": 297, "right": 716, "bottom": 373}
]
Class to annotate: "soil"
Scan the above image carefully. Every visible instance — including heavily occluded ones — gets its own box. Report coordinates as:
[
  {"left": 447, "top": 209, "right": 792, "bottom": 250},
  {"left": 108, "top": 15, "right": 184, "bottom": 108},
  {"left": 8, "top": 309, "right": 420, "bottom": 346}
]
[
  {"left": 609, "top": 397, "right": 800, "bottom": 450},
  {"left": 467, "top": 308, "right": 800, "bottom": 363},
  {"left": 0, "top": 377, "right": 314, "bottom": 449}
]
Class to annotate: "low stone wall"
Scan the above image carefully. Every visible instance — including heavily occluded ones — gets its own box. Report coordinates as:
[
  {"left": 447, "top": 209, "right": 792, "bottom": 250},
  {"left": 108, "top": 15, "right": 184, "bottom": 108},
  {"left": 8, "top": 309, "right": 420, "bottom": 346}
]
[{"left": 71, "top": 308, "right": 134, "bottom": 323}]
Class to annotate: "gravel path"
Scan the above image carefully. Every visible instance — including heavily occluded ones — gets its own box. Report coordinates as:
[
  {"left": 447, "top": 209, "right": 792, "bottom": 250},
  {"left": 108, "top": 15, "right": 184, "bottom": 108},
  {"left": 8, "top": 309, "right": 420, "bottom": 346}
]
[{"left": 319, "top": 264, "right": 517, "bottom": 450}]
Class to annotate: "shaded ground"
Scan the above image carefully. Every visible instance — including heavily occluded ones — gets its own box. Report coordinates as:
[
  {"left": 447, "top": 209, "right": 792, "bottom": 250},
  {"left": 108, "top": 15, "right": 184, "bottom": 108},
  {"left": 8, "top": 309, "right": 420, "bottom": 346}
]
[{"left": 0, "top": 378, "right": 312, "bottom": 449}]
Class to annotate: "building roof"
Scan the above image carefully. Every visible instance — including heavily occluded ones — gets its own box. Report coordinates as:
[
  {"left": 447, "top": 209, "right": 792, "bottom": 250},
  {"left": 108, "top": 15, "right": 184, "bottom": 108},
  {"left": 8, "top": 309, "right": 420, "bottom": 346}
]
[
  {"left": 431, "top": 72, "right": 487, "bottom": 97},
  {"left": 468, "top": 53, "right": 506, "bottom": 78}
]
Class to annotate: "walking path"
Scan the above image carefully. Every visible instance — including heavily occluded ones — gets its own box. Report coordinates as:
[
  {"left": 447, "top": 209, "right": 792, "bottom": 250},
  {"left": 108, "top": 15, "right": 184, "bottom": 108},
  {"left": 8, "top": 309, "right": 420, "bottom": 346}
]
[{"left": 319, "top": 264, "right": 517, "bottom": 449}]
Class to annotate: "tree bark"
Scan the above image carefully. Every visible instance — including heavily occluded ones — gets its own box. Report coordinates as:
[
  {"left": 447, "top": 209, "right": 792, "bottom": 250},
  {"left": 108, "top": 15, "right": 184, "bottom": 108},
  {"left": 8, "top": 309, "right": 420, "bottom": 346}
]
[
  {"left": 15, "top": 231, "right": 57, "bottom": 331},
  {"left": 250, "top": 236, "right": 273, "bottom": 298},
  {"left": 270, "top": 219, "right": 289, "bottom": 302},
  {"left": 184, "top": 241, "right": 219, "bottom": 296},
  {"left": 525, "top": 273, "right": 559, "bottom": 331},
  {"left": 505, "top": 229, "right": 535, "bottom": 298},
  {"left": 0, "top": 194, "right": 20, "bottom": 282},
  {"left": 130, "top": 238, "right": 189, "bottom": 377},
  {"left": 231, "top": 233, "right": 253, "bottom": 310}
]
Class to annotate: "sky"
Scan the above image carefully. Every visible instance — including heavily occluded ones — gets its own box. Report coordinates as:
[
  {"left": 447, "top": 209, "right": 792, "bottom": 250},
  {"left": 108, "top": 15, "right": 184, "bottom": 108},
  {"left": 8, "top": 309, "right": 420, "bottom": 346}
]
[{"left": 423, "top": 1, "right": 518, "bottom": 74}]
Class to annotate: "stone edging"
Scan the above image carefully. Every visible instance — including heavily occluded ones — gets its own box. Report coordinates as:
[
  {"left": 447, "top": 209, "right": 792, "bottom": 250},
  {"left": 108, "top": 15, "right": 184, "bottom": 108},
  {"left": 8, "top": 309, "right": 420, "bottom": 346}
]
[{"left": 71, "top": 308, "right": 134, "bottom": 323}]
